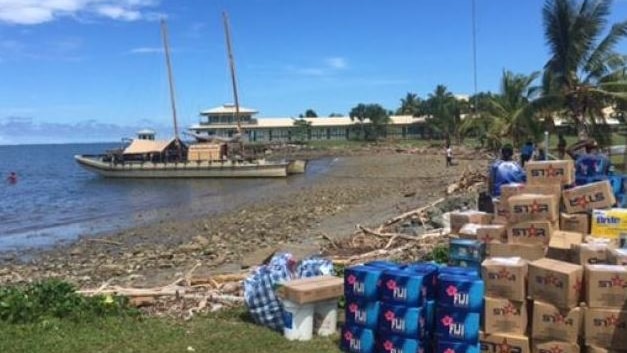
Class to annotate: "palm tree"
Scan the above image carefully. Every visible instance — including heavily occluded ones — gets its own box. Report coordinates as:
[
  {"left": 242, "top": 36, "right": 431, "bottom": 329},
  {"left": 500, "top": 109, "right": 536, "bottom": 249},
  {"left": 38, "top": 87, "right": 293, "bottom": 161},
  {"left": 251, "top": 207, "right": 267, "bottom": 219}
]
[
  {"left": 540, "top": 0, "right": 627, "bottom": 140},
  {"left": 397, "top": 92, "right": 423, "bottom": 116},
  {"left": 424, "top": 85, "right": 461, "bottom": 144},
  {"left": 461, "top": 71, "right": 542, "bottom": 148}
]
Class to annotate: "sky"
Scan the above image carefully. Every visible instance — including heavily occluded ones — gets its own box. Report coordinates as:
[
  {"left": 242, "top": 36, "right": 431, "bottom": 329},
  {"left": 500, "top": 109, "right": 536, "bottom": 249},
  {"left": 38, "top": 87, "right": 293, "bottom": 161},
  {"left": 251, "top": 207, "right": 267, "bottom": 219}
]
[{"left": 0, "top": 0, "right": 626, "bottom": 144}]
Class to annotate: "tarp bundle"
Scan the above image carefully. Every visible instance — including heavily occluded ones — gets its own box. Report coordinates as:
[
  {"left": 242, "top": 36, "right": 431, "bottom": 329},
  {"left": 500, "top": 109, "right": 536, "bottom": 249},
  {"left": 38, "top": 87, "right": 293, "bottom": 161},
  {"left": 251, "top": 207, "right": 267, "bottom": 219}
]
[{"left": 243, "top": 252, "right": 333, "bottom": 331}]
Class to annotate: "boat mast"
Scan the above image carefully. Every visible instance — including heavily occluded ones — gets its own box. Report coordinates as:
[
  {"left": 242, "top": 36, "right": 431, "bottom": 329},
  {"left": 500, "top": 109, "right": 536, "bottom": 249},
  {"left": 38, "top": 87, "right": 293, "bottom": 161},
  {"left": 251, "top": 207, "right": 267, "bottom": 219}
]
[
  {"left": 160, "top": 19, "right": 182, "bottom": 155},
  {"left": 222, "top": 11, "right": 243, "bottom": 136}
]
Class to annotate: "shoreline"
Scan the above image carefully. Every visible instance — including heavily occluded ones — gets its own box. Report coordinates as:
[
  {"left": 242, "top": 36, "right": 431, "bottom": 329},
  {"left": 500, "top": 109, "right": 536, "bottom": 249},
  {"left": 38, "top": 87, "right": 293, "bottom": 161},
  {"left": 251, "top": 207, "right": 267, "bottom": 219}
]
[{"left": 0, "top": 145, "right": 487, "bottom": 288}]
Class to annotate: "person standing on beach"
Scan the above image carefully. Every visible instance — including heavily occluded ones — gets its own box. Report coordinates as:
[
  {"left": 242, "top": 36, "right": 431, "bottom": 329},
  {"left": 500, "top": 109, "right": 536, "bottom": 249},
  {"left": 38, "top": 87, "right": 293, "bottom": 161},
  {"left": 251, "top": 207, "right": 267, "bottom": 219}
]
[
  {"left": 557, "top": 134, "right": 567, "bottom": 159},
  {"left": 488, "top": 144, "right": 526, "bottom": 197},
  {"left": 445, "top": 144, "right": 453, "bottom": 167},
  {"left": 520, "top": 140, "right": 534, "bottom": 167}
]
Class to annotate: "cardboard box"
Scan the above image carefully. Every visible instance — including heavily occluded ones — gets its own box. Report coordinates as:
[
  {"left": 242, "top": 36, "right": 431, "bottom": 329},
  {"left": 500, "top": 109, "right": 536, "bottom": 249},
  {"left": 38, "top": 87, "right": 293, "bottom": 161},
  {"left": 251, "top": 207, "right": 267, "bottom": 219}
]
[
  {"left": 546, "top": 230, "right": 583, "bottom": 262},
  {"left": 450, "top": 239, "right": 486, "bottom": 262},
  {"left": 484, "top": 297, "right": 528, "bottom": 335},
  {"left": 501, "top": 183, "right": 527, "bottom": 203},
  {"left": 509, "top": 194, "right": 558, "bottom": 223},
  {"left": 277, "top": 275, "right": 343, "bottom": 304},
  {"left": 561, "top": 212, "right": 591, "bottom": 235},
  {"left": 585, "top": 308, "right": 627, "bottom": 350},
  {"left": 451, "top": 211, "right": 493, "bottom": 234},
  {"left": 526, "top": 160, "right": 575, "bottom": 186},
  {"left": 591, "top": 208, "right": 627, "bottom": 239},
  {"left": 586, "top": 345, "right": 627, "bottom": 353},
  {"left": 479, "top": 332, "right": 530, "bottom": 353},
  {"left": 524, "top": 183, "right": 563, "bottom": 205},
  {"left": 607, "top": 248, "right": 627, "bottom": 265},
  {"left": 482, "top": 257, "right": 528, "bottom": 302},
  {"left": 528, "top": 258, "right": 583, "bottom": 309},
  {"left": 533, "top": 341, "right": 580, "bottom": 353},
  {"left": 507, "top": 221, "right": 554, "bottom": 246},
  {"left": 585, "top": 264, "right": 627, "bottom": 308},
  {"left": 488, "top": 243, "right": 546, "bottom": 262},
  {"left": 562, "top": 181, "right": 616, "bottom": 214},
  {"left": 459, "top": 223, "right": 481, "bottom": 240},
  {"left": 571, "top": 243, "right": 609, "bottom": 265},
  {"left": 531, "top": 300, "right": 582, "bottom": 342},
  {"left": 476, "top": 224, "right": 507, "bottom": 243},
  {"left": 493, "top": 199, "right": 509, "bottom": 224}
]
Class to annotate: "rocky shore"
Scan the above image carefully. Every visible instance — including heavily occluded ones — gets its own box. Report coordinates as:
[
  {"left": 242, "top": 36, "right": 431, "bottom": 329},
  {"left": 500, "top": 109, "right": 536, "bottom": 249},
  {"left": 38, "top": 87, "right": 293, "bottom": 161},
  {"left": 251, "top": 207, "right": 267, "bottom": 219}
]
[{"left": 0, "top": 144, "right": 488, "bottom": 289}]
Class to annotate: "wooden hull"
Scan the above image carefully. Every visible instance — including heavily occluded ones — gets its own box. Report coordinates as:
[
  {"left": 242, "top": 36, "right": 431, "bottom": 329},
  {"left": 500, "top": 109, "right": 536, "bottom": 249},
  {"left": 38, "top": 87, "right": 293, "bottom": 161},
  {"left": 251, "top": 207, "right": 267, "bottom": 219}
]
[{"left": 75, "top": 155, "right": 288, "bottom": 178}]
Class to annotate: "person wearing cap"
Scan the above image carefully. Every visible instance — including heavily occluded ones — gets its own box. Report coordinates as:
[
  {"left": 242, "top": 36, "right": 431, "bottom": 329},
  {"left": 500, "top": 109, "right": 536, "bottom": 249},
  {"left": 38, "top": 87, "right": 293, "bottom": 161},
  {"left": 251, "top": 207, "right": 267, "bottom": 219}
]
[
  {"left": 488, "top": 144, "right": 526, "bottom": 197},
  {"left": 566, "top": 138, "right": 610, "bottom": 185}
]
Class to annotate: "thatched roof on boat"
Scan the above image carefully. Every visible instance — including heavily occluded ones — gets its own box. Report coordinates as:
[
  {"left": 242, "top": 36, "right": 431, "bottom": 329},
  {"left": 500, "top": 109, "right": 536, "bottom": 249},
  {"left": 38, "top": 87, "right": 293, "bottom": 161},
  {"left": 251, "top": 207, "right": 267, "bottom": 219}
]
[{"left": 123, "top": 138, "right": 177, "bottom": 155}]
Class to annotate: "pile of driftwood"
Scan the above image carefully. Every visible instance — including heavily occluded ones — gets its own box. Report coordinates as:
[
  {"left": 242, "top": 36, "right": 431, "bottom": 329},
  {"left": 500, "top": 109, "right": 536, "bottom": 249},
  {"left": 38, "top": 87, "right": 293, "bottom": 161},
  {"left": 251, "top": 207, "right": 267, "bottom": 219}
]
[
  {"left": 79, "top": 264, "right": 246, "bottom": 320},
  {"left": 446, "top": 166, "right": 487, "bottom": 195}
]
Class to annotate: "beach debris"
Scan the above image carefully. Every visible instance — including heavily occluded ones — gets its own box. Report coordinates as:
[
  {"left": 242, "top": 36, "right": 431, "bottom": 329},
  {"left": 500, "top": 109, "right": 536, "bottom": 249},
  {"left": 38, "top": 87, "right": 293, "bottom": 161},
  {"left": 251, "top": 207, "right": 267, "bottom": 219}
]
[{"left": 446, "top": 165, "right": 487, "bottom": 195}]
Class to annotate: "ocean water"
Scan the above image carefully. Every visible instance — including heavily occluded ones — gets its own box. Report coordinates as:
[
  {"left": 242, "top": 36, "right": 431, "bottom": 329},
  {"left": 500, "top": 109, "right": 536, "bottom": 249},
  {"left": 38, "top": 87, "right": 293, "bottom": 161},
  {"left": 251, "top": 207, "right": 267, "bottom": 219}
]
[{"left": 0, "top": 143, "right": 330, "bottom": 252}]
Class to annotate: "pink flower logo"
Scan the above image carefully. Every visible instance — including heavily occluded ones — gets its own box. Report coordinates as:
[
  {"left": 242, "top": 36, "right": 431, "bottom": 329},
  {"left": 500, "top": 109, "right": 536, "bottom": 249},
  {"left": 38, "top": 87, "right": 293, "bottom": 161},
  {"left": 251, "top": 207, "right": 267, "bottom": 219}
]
[
  {"left": 386, "top": 279, "right": 397, "bottom": 291},
  {"left": 383, "top": 340, "right": 394, "bottom": 351},
  {"left": 347, "top": 275, "right": 357, "bottom": 285},
  {"left": 384, "top": 310, "right": 395, "bottom": 322},
  {"left": 446, "top": 285, "right": 458, "bottom": 297},
  {"left": 343, "top": 331, "right": 353, "bottom": 341},
  {"left": 348, "top": 303, "right": 358, "bottom": 313},
  {"left": 445, "top": 349, "right": 456, "bottom": 353},
  {"left": 441, "top": 315, "right": 454, "bottom": 327}
]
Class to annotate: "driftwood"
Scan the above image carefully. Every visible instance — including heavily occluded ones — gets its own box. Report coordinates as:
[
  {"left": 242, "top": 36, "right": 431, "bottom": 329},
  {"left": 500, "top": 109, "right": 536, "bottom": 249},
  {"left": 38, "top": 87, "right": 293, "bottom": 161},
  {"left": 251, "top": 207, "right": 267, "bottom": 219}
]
[
  {"left": 379, "top": 197, "right": 445, "bottom": 230},
  {"left": 85, "top": 238, "right": 122, "bottom": 246}
]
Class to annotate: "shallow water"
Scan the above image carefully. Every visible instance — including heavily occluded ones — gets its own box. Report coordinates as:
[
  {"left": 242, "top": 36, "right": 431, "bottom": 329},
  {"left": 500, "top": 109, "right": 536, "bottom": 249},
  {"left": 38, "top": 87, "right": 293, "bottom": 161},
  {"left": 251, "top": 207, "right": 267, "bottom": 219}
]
[{"left": 0, "top": 143, "right": 333, "bottom": 252}]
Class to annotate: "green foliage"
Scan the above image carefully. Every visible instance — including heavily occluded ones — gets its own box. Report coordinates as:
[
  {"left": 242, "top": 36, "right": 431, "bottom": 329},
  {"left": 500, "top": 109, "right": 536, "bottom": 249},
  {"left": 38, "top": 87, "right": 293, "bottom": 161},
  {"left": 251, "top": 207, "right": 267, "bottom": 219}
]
[
  {"left": 349, "top": 103, "right": 391, "bottom": 141},
  {"left": 396, "top": 92, "right": 424, "bottom": 116},
  {"left": 424, "top": 245, "right": 449, "bottom": 264},
  {"left": 423, "top": 85, "right": 463, "bottom": 144},
  {"left": 0, "top": 280, "right": 137, "bottom": 324},
  {"left": 291, "top": 118, "right": 312, "bottom": 142}
]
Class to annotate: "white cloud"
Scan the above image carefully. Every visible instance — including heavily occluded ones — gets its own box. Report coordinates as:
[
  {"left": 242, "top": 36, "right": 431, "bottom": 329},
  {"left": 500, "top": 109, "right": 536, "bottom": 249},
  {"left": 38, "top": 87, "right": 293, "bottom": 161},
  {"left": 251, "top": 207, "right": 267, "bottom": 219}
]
[
  {"left": 0, "top": 0, "right": 161, "bottom": 25},
  {"left": 288, "top": 56, "right": 349, "bottom": 77},
  {"left": 128, "top": 46, "right": 162, "bottom": 54},
  {"left": 325, "top": 57, "right": 347, "bottom": 69}
]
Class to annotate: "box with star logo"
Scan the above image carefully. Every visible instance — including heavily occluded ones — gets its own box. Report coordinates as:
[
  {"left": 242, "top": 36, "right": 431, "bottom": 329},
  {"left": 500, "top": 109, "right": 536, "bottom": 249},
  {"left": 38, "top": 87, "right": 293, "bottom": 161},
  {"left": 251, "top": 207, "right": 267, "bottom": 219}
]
[
  {"left": 571, "top": 243, "right": 610, "bottom": 265},
  {"left": 479, "top": 332, "right": 530, "bottom": 353},
  {"left": 607, "top": 248, "right": 627, "bottom": 265},
  {"left": 531, "top": 300, "right": 582, "bottom": 342},
  {"left": 585, "top": 264, "right": 627, "bottom": 308},
  {"left": 584, "top": 308, "right": 627, "bottom": 350},
  {"left": 532, "top": 341, "right": 581, "bottom": 353},
  {"left": 484, "top": 297, "right": 528, "bottom": 335},
  {"left": 561, "top": 181, "right": 615, "bottom": 214},
  {"left": 525, "top": 160, "right": 575, "bottom": 186},
  {"left": 487, "top": 243, "right": 546, "bottom": 262},
  {"left": 507, "top": 221, "right": 554, "bottom": 246},
  {"left": 528, "top": 258, "right": 583, "bottom": 309},
  {"left": 508, "top": 194, "right": 559, "bottom": 223},
  {"left": 482, "top": 257, "right": 528, "bottom": 302}
]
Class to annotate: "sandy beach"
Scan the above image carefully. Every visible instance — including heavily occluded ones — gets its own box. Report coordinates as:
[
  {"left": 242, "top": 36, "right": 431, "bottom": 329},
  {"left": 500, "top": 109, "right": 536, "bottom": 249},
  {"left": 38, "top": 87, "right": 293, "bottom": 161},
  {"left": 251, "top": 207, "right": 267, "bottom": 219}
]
[{"left": 0, "top": 145, "right": 487, "bottom": 288}]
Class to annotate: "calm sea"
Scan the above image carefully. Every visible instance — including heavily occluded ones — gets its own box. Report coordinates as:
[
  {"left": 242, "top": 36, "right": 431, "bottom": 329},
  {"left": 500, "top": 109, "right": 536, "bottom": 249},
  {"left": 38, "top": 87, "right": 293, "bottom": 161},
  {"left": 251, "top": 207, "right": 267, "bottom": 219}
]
[{"left": 0, "top": 143, "right": 330, "bottom": 252}]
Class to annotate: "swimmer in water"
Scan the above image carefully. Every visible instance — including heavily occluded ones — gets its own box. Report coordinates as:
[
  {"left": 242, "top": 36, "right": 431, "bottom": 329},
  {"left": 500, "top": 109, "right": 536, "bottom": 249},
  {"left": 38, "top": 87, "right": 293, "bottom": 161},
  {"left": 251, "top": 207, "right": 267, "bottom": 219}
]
[{"left": 7, "top": 172, "right": 17, "bottom": 184}]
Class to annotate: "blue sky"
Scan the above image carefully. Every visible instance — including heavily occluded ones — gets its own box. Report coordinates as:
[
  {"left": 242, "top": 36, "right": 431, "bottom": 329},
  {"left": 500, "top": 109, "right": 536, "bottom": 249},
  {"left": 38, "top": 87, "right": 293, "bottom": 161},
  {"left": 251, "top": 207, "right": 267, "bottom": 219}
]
[{"left": 0, "top": 0, "right": 626, "bottom": 144}]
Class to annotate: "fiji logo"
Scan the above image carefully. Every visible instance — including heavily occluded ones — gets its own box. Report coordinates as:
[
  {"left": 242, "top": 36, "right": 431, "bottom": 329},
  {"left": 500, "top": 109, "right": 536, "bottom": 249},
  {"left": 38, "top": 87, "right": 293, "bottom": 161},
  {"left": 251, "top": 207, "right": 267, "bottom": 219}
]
[
  {"left": 346, "top": 274, "right": 365, "bottom": 295},
  {"left": 598, "top": 274, "right": 627, "bottom": 288},
  {"left": 541, "top": 312, "right": 574, "bottom": 326},
  {"left": 446, "top": 285, "right": 469, "bottom": 307},
  {"left": 593, "top": 314, "right": 627, "bottom": 328},
  {"left": 492, "top": 302, "right": 520, "bottom": 316},
  {"left": 382, "top": 339, "right": 406, "bottom": 353},
  {"left": 513, "top": 201, "right": 549, "bottom": 214},
  {"left": 386, "top": 279, "right": 407, "bottom": 301},
  {"left": 595, "top": 215, "right": 621, "bottom": 225},
  {"left": 488, "top": 267, "right": 517, "bottom": 281},
  {"left": 530, "top": 165, "right": 565, "bottom": 178},
  {"left": 383, "top": 310, "right": 406, "bottom": 332},
  {"left": 535, "top": 273, "right": 564, "bottom": 288},
  {"left": 347, "top": 303, "right": 367, "bottom": 324},
  {"left": 343, "top": 331, "right": 361, "bottom": 351},
  {"left": 441, "top": 315, "right": 465, "bottom": 338},
  {"left": 512, "top": 224, "right": 546, "bottom": 238},
  {"left": 568, "top": 192, "right": 605, "bottom": 209}
]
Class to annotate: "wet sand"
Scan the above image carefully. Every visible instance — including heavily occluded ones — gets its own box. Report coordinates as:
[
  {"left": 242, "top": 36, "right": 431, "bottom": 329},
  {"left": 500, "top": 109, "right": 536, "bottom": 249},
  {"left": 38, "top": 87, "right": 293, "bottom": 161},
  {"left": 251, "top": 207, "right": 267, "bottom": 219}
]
[{"left": 0, "top": 146, "right": 487, "bottom": 287}]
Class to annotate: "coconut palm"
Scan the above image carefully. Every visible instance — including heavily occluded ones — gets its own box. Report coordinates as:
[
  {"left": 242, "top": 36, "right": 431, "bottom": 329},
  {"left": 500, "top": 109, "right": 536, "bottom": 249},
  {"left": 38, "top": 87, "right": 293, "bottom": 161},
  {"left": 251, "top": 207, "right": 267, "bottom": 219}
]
[
  {"left": 424, "top": 85, "right": 461, "bottom": 143},
  {"left": 396, "top": 92, "right": 424, "bottom": 116},
  {"left": 540, "top": 0, "right": 627, "bottom": 140},
  {"left": 461, "top": 70, "right": 542, "bottom": 148}
]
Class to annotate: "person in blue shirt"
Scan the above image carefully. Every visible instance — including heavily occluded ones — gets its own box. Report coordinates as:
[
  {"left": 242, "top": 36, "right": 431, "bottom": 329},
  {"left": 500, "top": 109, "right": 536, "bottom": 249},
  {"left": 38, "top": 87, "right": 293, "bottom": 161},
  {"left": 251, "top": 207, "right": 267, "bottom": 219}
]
[
  {"left": 566, "top": 138, "right": 610, "bottom": 185},
  {"left": 520, "top": 140, "right": 534, "bottom": 167},
  {"left": 489, "top": 144, "right": 526, "bottom": 197}
]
